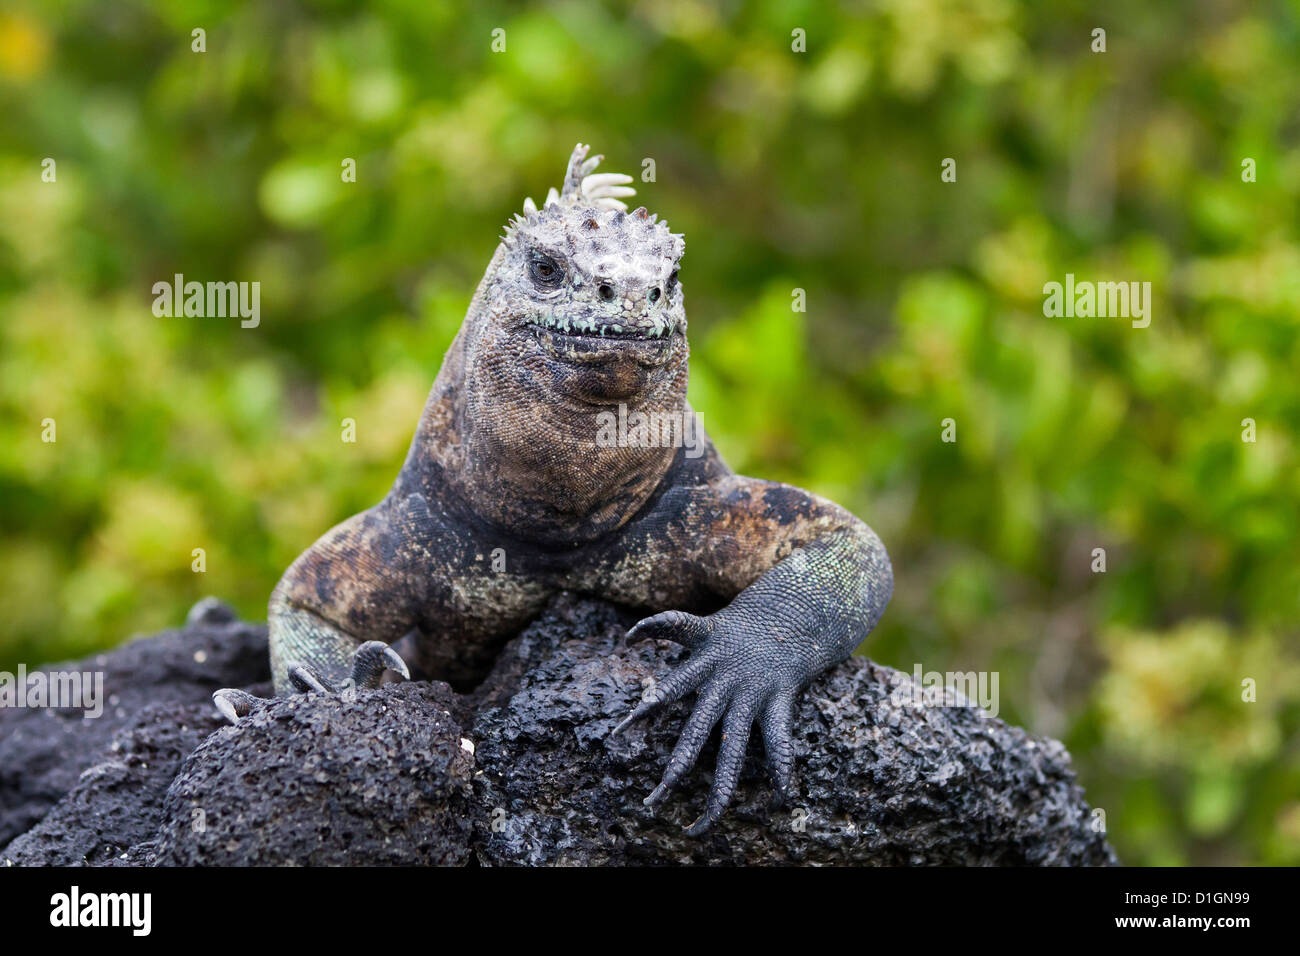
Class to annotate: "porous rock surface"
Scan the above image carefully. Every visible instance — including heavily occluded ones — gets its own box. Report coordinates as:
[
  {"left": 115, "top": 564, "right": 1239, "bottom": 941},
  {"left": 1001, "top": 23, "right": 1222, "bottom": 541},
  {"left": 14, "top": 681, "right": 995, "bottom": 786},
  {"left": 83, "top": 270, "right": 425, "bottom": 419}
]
[
  {"left": 1, "top": 595, "right": 1116, "bottom": 866},
  {"left": 0, "top": 598, "right": 266, "bottom": 852}
]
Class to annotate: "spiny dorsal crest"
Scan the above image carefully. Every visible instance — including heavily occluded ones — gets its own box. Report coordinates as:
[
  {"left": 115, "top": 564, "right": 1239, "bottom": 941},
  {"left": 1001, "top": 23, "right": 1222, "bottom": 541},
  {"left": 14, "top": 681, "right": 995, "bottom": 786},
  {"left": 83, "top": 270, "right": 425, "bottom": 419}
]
[
  {"left": 504, "top": 144, "right": 684, "bottom": 263},
  {"left": 525, "top": 142, "right": 634, "bottom": 213}
]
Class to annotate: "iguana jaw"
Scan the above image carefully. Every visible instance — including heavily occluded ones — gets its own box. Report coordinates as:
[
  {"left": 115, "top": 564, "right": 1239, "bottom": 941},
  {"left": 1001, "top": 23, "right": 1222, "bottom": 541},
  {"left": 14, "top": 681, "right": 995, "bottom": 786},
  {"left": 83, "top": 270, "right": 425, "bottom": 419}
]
[
  {"left": 527, "top": 319, "right": 681, "bottom": 369},
  {"left": 528, "top": 312, "right": 677, "bottom": 340}
]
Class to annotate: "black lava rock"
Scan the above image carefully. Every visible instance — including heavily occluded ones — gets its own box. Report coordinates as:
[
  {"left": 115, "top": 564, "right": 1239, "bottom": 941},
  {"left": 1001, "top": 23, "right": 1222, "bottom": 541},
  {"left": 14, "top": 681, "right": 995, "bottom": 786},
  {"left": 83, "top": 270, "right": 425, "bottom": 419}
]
[
  {"left": 152, "top": 681, "right": 473, "bottom": 866},
  {"left": 0, "top": 600, "right": 268, "bottom": 848},
  {"left": 470, "top": 596, "right": 1117, "bottom": 865},
  {"left": 1, "top": 702, "right": 223, "bottom": 866},
  {"left": 1, "top": 595, "right": 1116, "bottom": 866}
]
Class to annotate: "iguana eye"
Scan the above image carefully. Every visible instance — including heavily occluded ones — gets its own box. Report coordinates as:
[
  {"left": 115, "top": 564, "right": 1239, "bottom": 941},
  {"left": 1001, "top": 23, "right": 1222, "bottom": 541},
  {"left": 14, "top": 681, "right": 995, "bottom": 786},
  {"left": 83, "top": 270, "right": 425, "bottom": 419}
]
[{"left": 529, "top": 253, "right": 564, "bottom": 286}]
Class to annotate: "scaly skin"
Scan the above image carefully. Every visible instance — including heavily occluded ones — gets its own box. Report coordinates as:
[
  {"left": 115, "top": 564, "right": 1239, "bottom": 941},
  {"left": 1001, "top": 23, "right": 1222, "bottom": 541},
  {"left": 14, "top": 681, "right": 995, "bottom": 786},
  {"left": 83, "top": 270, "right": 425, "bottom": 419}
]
[{"left": 215, "top": 145, "right": 893, "bottom": 833}]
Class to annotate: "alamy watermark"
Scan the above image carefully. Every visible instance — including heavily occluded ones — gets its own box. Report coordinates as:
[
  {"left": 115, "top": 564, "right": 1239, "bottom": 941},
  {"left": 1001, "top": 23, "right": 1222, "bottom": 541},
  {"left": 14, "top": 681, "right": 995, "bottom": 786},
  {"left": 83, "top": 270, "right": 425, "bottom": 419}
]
[
  {"left": 892, "top": 664, "right": 1000, "bottom": 718},
  {"left": 152, "top": 273, "right": 260, "bottom": 328},
  {"left": 1043, "top": 274, "right": 1151, "bottom": 328},
  {"left": 0, "top": 665, "right": 105, "bottom": 718},
  {"left": 50, "top": 886, "right": 150, "bottom": 936},
  {"left": 595, "top": 403, "right": 705, "bottom": 458}
]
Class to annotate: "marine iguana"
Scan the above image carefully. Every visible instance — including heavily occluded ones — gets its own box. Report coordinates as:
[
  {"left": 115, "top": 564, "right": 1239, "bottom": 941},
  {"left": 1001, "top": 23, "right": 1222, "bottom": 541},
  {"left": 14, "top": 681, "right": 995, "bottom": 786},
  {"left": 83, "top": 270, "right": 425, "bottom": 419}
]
[{"left": 214, "top": 144, "right": 893, "bottom": 833}]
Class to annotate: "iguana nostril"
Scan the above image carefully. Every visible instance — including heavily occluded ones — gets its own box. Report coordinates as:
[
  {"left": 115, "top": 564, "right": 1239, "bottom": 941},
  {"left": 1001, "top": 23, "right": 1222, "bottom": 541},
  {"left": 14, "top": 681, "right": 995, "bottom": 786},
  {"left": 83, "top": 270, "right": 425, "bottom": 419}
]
[
  {"left": 648, "top": 287, "right": 661, "bottom": 303},
  {"left": 598, "top": 284, "right": 615, "bottom": 301}
]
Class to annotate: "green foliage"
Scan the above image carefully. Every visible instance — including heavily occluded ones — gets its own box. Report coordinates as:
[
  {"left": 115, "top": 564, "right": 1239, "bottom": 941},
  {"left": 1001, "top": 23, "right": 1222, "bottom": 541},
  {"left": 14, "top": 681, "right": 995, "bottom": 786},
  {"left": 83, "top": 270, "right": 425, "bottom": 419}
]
[{"left": 0, "top": 0, "right": 1296, "bottom": 865}]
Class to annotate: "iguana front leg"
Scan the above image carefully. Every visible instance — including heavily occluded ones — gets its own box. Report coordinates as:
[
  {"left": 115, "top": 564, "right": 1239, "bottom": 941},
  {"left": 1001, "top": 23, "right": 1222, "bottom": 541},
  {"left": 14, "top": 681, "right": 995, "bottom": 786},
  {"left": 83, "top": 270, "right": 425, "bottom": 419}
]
[
  {"left": 214, "top": 484, "right": 556, "bottom": 721},
  {"left": 214, "top": 491, "right": 441, "bottom": 720},
  {"left": 608, "top": 474, "right": 893, "bottom": 833}
]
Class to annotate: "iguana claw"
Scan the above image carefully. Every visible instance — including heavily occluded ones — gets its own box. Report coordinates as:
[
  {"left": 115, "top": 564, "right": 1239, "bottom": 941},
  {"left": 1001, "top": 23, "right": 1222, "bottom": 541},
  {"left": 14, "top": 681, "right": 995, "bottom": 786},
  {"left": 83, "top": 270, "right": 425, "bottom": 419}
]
[
  {"left": 212, "top": 640, "right": 409, "bottom": 725},
  {"left": 212, "top": 688, "right": 259, "bottom": 724},
  {"left": 351, "top": 641, "right": 411, "bottom": 687}
]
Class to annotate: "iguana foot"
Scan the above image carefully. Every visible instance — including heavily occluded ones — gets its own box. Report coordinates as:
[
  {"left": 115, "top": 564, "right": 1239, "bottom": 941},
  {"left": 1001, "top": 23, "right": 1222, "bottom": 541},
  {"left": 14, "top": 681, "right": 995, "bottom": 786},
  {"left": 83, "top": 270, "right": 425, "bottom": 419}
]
[
  {"left": 212, "top": 641, "right": 409, "bottom": 725},
  {"left": 612, "top": 609, "right": 801, "bottom": 835}
]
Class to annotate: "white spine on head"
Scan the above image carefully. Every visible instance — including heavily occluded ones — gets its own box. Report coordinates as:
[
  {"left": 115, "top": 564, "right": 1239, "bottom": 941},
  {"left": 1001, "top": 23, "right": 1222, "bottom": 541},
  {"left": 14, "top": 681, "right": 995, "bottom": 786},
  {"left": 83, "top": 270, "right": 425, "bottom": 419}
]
[{"left": 524, "top": 143, "right": 637, "bottom": 214}]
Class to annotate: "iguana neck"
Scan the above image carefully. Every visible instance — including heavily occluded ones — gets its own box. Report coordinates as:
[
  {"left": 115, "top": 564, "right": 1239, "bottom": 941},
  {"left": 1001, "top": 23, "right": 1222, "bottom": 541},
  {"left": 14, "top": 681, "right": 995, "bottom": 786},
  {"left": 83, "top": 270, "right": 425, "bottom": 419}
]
[{"left": 412, "top": 273, "right": 690, "bottom": 547}]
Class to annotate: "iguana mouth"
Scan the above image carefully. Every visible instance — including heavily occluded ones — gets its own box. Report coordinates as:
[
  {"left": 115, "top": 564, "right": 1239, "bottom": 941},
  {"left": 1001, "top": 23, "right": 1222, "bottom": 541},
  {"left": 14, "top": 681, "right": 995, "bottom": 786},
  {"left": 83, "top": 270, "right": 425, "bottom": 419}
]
[
  {"left": 528, "top": 319, "right": 678, "bottom": 368},
  {"left": 527, "top": 313, "right": 676, "bottom": 340}
]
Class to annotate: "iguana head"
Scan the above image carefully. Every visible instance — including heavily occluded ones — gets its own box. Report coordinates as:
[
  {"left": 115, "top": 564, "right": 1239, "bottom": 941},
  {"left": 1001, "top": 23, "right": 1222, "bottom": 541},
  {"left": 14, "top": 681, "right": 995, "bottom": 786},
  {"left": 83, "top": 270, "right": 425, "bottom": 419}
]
[
  {"left": 472, "top": 143, "right": 687, "bottom": 406},
  {"left": 445, "top": 144, "right": 694, "bottom": 542}
]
